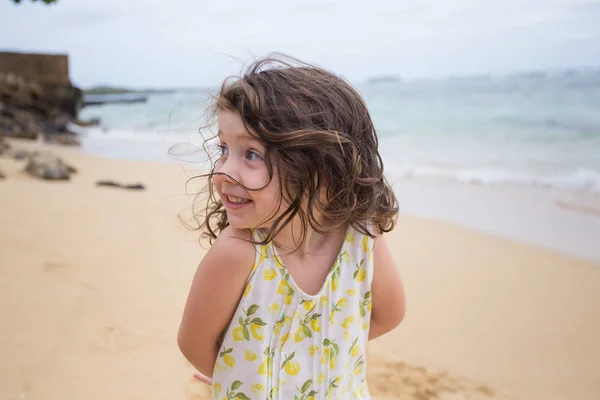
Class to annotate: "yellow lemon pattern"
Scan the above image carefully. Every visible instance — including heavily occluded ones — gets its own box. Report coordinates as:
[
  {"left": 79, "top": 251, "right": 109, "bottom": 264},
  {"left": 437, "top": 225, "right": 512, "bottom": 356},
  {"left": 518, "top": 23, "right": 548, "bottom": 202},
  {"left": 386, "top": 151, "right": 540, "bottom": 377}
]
[
  {"left": 211, "top": 225, "right": 374, "bottom": 399},
  {"left": 244, "top": 349, "right": 258, "bottom": 361}
]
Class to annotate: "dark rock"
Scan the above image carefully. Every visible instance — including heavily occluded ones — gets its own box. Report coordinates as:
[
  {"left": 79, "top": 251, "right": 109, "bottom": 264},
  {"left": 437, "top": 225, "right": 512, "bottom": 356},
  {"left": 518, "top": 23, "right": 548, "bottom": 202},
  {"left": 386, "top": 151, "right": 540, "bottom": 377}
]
[
  {"left": 96, "top": 180, "right": 122, "bottom": 187},
  {"left": 125, "top": 183, "right": 145, "bottom": 190},
  {"left": 10, "top": 108, "right": 43, "bottom": 139},
  {"left": 74, "top": 118, "right": 100, "bottom": 127},
  {"left": 0, "top": 68, "right": 82, "bottom": 144},
  {"left": 96, "top": 180, "right": 146, "bottom": 190},
  {"left": 0, "top": 113, "right": 26, "bottom": 139},
  {"left": 52, "top": 113, "right": 71, "bottom": 131},
  {"left": 65, "top": 164, "right": 77, "bottom": 174},
  {"left": 0, "top": 168, "right": 5, "bottom": 179},
  {"left": 0, "top": 136, "right": 9, "bottom": 155},
  {"left": 40, "top": 83, "right": 82, "bottom": 118},
  {"left": 23, "top": 152, "right": 76, "bottom": 180},
  {"left": 44, "top": 132, "right": 81, "bottom": 146},
  {"left": 13, "top": 149, "right": 32, "bottom": 160}
]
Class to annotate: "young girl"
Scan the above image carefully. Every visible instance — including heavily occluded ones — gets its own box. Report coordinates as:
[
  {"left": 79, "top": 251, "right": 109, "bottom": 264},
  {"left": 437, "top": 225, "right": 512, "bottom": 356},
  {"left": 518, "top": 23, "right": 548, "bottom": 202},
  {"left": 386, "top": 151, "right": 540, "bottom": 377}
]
[{"left": 178, "top": 55, "right": 406, "bottom": 400}]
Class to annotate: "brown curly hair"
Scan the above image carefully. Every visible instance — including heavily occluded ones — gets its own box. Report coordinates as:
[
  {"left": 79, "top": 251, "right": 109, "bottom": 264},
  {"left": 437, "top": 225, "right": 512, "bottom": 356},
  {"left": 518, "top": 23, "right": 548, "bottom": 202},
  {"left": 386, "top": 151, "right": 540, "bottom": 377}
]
[{"left": 190, "top": 53, "right": 398, "bottom": 248}]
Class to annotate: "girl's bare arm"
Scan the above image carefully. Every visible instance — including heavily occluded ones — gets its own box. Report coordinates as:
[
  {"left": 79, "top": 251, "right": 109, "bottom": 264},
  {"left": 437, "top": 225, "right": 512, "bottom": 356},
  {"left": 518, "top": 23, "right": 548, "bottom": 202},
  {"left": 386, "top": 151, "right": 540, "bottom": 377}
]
[
  {"left": 177, "top": 226, "right": 255, "bottom": 377},
  {"left": 369, "top": 233, "right": 406, "bottom": 340}
]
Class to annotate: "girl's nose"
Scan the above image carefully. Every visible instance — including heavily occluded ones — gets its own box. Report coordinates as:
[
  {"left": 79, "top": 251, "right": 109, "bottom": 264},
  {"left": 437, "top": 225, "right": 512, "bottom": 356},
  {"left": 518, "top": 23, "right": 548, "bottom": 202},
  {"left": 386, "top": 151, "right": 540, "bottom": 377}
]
[{"left": 213, "top": 156, "right": 239, "bottom": 185}]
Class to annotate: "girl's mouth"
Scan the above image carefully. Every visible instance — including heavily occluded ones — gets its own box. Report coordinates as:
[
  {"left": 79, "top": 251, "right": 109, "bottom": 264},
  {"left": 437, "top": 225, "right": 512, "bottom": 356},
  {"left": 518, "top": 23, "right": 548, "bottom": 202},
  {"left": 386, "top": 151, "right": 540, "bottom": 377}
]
[{"left": 224, "top": 194, "right": 252, "bottom": 210}]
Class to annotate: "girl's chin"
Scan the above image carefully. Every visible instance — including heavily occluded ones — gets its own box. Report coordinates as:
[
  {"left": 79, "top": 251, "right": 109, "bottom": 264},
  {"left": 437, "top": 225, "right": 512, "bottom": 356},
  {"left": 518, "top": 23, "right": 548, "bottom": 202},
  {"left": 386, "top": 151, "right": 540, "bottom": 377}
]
[
  {"left": 225, "top": 214, "right": 253, "bottom": 230},
  {"left": 226, "top": 215, "right": 274, "bottom": 231}
]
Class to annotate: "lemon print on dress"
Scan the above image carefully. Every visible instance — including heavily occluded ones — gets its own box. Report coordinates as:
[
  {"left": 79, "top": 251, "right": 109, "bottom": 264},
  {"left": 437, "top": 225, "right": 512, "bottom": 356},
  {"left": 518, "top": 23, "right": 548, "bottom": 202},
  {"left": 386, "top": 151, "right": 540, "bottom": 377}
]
[
  {"left": 294, "top": 326, "right": 307, "bottom": 343},
  {"left": 362, "top": 235, "right": 371, "bottom": 261},
  {"left": 263, "top": 267, "right": 277, "bottom": 281},
  {"left": 341, "top": 315, "right": 355, "bottom": 329},
  {"left": 250, "top": 324, "right": 263, "bottom": 340},
  {"left": 258, "top": 244, "right": 269, "bottom": 265},
  {"left": 331, "top": 251, "right": 350, "bottom": 292},
  {"left": 331, "top": 272, "right": 339, "bottom": 292},
  {"left": 331, "top": 264, "right": 343, "bottom": 292},
  {"left": 273, "top": 314, "right": 292, "bottom": 335},
  {"left": 224, "top": 380, "right": 250, "bottom": 400},
  {"left": 212, "top": 382, "right": 222, "bottom": 397},
  {"left": 243, "top": 283, "right": 252, "bottom": 297},
  {"left": 320, "top": 338, "right": 340, "bottom": 369},
  {"left": 319, "top": 295, "right": 328, "bottom": 306},
  {"left": 329, "top": 298, "right": 348, "bottom": 324},
  {"left": 218, "top": 347, "right": 235, "bottom": 369},
  {"left": 214, "top": 362, "right": 227, "bottom": 371},
  {"left": 232, "top": 304, "right": 266, "bottom": 341},
  {"left": 353, "top": 259, "right": 366, "bottom": 282},
  {"left": 258, "top": 346, "right": 275, "bottom": 376},
  {"left": 345, "top": 231, "right": 355, "bottom": 244},
  {"left": 326, "top": 376, "right": 343, "bottom": 398},
  {"left": 244, "top": 349, "right": 258, "bottom": 361},
  {"left": 258, "top": 359, "right": 269, "bottom": 375},
  {"left": 232, "top": 326, "right": 245, "bottom": 341},
  {"left": 273, "top": 253, "right": 284, "bottom": 269},
  {"left": 300, "top": 299, "right": 316, "bottom": 311},
  {"left": 359, "top": 290, "right": 372, "bottom": 317},
  {"left": 251, "top": 383, "right": 265, "bottom": 396},
  {"left": 296, "top": 379, "right": 318, "bottom": 400},
  {"left": 349, "top": 337, "right": 360, "bottom": 357},
  {"left": 268, "top": 303, "right": 280, "bottom": 315},
  {"left": 277, "top": 279, "right": 294, "bottom": 304},
  {"left": 281, "top": 351, "right": 300, "bottom": 376},
  {"left": 353, "top": 355, "right": 366, "bottom": 376},
  {"left": 279, "top": 332, "right": 290, "bottom": 347},
  {"left": 294, "top": 311, "right": 322, "bottom": 342},
  {"left": 316, "top": 373, "right": 326, "bottom": 385},
  {"left": 310, "top": 318, "right": 321, "bottom": 332}
]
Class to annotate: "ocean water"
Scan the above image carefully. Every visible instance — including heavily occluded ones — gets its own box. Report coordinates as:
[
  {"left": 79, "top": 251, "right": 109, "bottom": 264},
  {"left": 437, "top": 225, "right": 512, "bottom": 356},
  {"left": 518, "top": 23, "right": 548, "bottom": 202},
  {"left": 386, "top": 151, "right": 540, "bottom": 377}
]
[{"left": 78, "top": 68, "right": 600, "bottom": 195}]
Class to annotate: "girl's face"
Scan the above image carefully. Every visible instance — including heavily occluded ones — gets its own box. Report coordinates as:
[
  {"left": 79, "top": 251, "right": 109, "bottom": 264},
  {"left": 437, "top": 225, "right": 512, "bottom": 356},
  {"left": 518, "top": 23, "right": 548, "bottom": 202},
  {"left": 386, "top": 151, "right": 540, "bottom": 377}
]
[{"left": 212, "top": 109, "right": 283, "bottom": 230}]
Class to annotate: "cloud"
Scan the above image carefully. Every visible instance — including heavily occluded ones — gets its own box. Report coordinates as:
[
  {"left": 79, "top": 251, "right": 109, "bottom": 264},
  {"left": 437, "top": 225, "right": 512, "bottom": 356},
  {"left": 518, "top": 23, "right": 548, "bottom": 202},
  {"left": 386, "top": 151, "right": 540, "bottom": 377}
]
[{"left": 0, "top": 0, "right": 599, "bottom": 87}]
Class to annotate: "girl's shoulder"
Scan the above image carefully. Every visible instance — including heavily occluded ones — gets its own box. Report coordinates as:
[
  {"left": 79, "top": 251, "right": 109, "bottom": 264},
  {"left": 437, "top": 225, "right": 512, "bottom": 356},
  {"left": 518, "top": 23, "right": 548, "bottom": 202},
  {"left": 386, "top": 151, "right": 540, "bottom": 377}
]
[{"left": 206, "top": 226, "right": 256, "bottom": 273}]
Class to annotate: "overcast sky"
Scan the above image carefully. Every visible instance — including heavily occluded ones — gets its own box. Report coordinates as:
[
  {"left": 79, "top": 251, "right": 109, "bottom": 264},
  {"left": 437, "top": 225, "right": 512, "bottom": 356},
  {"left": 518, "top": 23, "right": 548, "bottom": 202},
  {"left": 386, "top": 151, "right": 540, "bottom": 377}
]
[{"left": 1, "top": 0, "right": 599, "bottom": 88}]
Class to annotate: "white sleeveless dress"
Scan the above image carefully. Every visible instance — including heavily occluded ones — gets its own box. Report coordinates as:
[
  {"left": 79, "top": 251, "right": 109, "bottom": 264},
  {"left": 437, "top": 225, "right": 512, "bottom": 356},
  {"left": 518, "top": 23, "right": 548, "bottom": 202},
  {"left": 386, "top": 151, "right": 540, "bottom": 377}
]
[{"left": 211, "top": 224, "right": 374, "bottom": 399}]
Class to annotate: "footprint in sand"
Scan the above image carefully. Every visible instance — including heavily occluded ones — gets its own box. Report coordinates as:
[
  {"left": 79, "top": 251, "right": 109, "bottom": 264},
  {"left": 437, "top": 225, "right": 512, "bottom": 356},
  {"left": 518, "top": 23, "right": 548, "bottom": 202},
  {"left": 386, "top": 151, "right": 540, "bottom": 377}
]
[
  {"left": 367, "top": 359, "right": 515, "bottom": 400},
  {"left": 90, "top": 325, "right": 145, "bottom": 354},
  {"left": 43, "top": 261, "right": 96, "bottom": 290},
  {"left": 186, "top": 377, "right": 211, "bottom": 400}
]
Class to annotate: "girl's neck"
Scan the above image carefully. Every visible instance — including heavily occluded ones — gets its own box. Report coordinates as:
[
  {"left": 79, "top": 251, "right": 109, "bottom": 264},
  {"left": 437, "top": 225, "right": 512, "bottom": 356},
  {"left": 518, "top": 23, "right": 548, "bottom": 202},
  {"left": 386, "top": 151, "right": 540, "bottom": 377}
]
[{"left": 271, "top": 217, "right": 346, "bottom": 257}]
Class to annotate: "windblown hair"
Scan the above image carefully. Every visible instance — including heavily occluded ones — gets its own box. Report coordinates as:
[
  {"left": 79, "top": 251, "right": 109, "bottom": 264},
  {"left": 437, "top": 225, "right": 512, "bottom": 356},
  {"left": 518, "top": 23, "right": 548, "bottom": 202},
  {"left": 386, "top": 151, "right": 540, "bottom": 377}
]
[{"left": 190, "top": 53, "right": 398, "bottom": 248}]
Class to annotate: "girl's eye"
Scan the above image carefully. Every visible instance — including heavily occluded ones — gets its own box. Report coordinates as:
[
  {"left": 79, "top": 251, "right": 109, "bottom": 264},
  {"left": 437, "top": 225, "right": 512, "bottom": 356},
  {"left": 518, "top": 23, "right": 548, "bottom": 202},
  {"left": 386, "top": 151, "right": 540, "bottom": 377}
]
[
  {"left": 218, "top": 145, "right": 229, "bottom": 156},
  {"left": 247, "top": 150, "right": 263, "bottom": 161}
]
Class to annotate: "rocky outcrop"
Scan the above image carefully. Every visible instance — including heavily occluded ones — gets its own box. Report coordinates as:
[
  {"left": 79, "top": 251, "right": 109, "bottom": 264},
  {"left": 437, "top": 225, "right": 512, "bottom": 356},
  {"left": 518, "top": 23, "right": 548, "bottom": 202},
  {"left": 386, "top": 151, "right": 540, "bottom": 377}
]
[
  {"left": 0, "top": 136, "right": 9, "bottom": 155},
  {"left": 23, "top": 151, "right": 77, "bottom": 180},
  {"left": 0, "top": 51, "right": 70, "bottom": 86},
  {"left": 0, "top": 52, "right": 82, "bottom": 144}
]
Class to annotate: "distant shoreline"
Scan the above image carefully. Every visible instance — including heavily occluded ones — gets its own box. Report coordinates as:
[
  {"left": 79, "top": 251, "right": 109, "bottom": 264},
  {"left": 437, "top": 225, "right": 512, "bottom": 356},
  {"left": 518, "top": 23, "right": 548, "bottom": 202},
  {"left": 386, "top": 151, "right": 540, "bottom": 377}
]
[
  {"left": 84, "top": 86, "right": 179, "bottom": 95},
  {"left": 83, "top": 86, "right": 215, "bottom": 95}
]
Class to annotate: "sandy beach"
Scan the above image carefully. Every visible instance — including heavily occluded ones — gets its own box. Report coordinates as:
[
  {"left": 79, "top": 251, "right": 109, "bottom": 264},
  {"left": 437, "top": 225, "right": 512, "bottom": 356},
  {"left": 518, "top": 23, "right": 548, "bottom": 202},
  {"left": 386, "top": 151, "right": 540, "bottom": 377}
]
[{"left": 1, "top": 139, "right": 599, "bottom": 400}]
